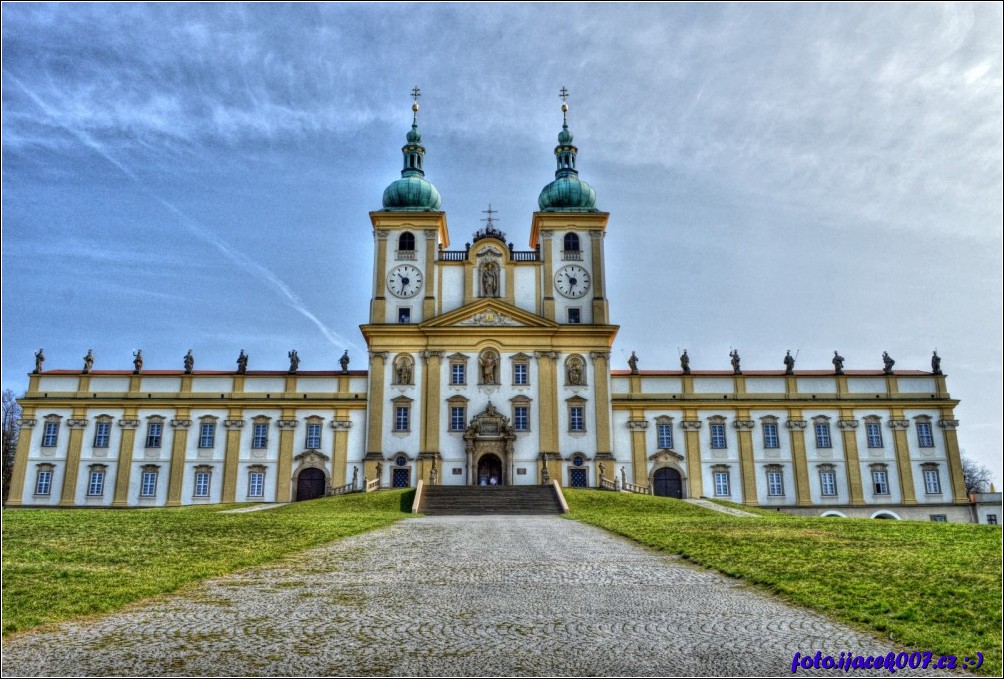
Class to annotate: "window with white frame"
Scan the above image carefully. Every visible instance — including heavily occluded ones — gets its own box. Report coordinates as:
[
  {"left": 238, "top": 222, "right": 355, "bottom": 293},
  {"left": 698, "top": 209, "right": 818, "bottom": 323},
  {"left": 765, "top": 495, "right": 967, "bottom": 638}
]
[
  {"left": 766, "top": 466, "right": 785, "bottom": 496},
  {"left": 252, "top": 421, "right": 269, "bottom": 448},
  {"left": 762, "top": 421, "right": 779, "bottom": 449},
  {"left": 568, "top": 400, "right": 586, "bottom": 432},
  {"left": 871, "top": 466, "right": 890, "bottom": 495},
  {"left": 35, "top": 466, "right": 53, "bottom": 495},
  {"left": 140, "top": 467, "right": 158, "bottom": 497},
  {"left": 512, "top": 400, "right": 530, "bottom": 432},
  {"left": 916, "top": 420, "right": 935, "bottom": 447},
  {"left": 656, "top": 421, "right": 673, "bottom": 449},
  {"left": 305, "top": 422, "right": 322, "bottom": 449},
  {"left": 93, "top": 420, "right": 112, "bottom": 448},
  {"left": 865, "top": 419, "right": 883, "bottom": 448},
  {"left": 198, "top": 421, "right": 216, "bottom": 448},
  {"left": 87, "top": 466, "right": 106, "bottom": 496},
  {"left": 513, "top": 361, "right": 529, "bottom": 386},
  {"left": 450, "top": 405, "right": 466, "bottom": 431},
  {"left": 818, "top": 465, "right": 837, "bottom": 496},
  {"left": 710, "top": 420, "right": 727, "bottom": 449},
  {"left": 712, "top": 466, "right": 730, "bottom": 496},
  {"left": 41, "top": 420, "right": 59, "bottom": 447},
  {"left": 145, "top": 420, "right": 163, "bottom": 448},
  {"left": 923, "top": 465, "right": 942, "bottom": 494},
  {"left": 394, "top": 404, "right": 411, "bottom": 432},
  {"left": 450, "top": 361, "right": 466, "bottom": 385},
  {"left": 194, "top": 468, "right": 212, "bottom": 497},
  {"left": 814, "top": 420, "right": 832, "bottom": 448},
  {"left": 248, "top": 468, "right": 265, "bottom": 497}
]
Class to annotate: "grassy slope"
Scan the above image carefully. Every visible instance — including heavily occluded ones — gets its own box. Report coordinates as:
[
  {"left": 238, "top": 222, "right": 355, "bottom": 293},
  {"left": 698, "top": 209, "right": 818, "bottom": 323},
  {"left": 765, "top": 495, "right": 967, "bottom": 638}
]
[
  {"left": 1, "top": 490, "right": 413, "bottom": 635},
  {"left": 563, "top": 489, "right": 1002, "bottom": 675}
]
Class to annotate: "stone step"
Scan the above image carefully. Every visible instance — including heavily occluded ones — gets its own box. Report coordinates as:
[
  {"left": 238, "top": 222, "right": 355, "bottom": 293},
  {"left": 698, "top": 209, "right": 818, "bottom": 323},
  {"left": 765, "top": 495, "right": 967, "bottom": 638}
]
[{"left": 420, "top": 485, "right": 563, "bottom": 516}]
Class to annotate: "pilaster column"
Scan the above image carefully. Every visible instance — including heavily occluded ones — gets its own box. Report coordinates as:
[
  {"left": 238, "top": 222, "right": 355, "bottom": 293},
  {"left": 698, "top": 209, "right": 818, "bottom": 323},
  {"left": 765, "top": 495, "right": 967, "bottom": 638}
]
[
  {"left": 371, "top": 230, "right": 390, "bottom": 322},
  {"left": 165, "top": 415, "right": 192, "bottom": 506},
  {"left": 6, "top": 412, "right": 36, "bottom": 506},
  {"left": 221, "top": 412, "right": 245, "bottom": 503},
  {"left": 58, "top": 412, "right": 88, "bottom": 506},
  {"left": 590, "top": 352, "right": 613, "bottom": 458},
  {"left": 589, "top": 231, "right": 608, "bottom": 324},
  {"left": 786, "top": 414, "right": 811, "bottom": 506},
  {"left": 331, "top": 414, "right": 352, "bottom": 487},
  {"left": 888, "top": 411, "right": 917, "bottom": 504},
  {"left": 627, "top": 415, "right": 648, "bottom": 487},
  {"left": 838, "top": 412, "right": 864, "bottom": 505},
  {"left": 276, "top": 414, "right": 298, "bottom": 503},
  {"left": 112, "top": 411, "right": 139, "bottom": 507},
  {"left": 420, "top": 351, "right": 442, "bottom": 469},
  {"left": 366, "top": 352, "right": 389, "bottom": 460},
  {"left": 681, "top": 415, "right": 704, "bottom": 498},
  {"left": 938, "top": 415, "right": 967, "bottom": 504},
  {"left": 534, "top": 351, "right": 560, "bottom": 456},
  {"left": 540, "top": 230, "right": 555, "bottom": 320},
  {"left": 423, "top": 229, "right": 437, "bottom": 319},
  {"left": 734, "top": 414, "right": 757, "bottom": 505}
]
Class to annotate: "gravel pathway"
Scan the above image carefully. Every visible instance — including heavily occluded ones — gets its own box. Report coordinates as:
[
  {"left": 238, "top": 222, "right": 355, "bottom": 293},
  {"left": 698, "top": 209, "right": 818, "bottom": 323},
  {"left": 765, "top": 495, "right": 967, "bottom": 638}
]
[{"left": 2, "top": 516, "right": 911, "bottom": 676}]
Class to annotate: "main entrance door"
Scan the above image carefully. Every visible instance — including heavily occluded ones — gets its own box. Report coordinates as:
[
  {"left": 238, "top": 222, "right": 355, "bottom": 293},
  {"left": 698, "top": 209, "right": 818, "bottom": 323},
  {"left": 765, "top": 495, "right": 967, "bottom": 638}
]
[
  {"left": 653, "top": 467, "right": 683, "bottom": 498},
  {"left": 296, "top": 467, "right": 326, "bottom": 501},
  {"left": 477, "top": 454, "right": 503, "bottom": 485}
]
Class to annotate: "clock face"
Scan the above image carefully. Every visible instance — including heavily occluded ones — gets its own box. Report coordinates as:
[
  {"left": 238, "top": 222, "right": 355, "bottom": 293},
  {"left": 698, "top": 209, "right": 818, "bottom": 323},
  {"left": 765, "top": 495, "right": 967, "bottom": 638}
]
[
  {"left": 387, "top": 265, "right": 423, "bottom": 298},
  {"left": 554, "top": 265, "right": 591, "bottom": 299}
]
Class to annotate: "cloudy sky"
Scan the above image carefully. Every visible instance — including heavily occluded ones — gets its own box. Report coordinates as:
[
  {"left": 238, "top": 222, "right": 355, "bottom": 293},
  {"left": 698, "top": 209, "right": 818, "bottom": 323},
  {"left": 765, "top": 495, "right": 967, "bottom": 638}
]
[{"left": 3, "top": 4, "right": 1001, "bottom": 482}]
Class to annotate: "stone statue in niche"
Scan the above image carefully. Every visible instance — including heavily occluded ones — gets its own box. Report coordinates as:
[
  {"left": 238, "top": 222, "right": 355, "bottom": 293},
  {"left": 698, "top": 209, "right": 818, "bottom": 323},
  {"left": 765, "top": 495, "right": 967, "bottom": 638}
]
[
  {"left": 396, "top": 357, "right": 413, "bottom": 385},
  {"left": 479, "top": 351, "right": 497, "bottom": 384},
  {"left": 288, "top": 349, "right": 300, "bottom": 374},
  {"left": 481, "top": 261, "right": 499, "bottom": 297},
  {"left": 236, "top": 350, "right": 248, "bottom": 374},
  {"left": 832, "top": 350, "right": 845, "bottom": 375},
  {"left": 34, "top": 348, "right": 45, "bottom": 374},
  {"left": 132, "top": 350, "right": 143, "bottom": 374},
  {"left": 882, "top": 351, "right": 895, "bottom": 375},
  {"left": 340, "top": 350, "right": 350, "bottom": 374},
  {"left": 567, "top": 358, "right": 584, "bottom": 385},
  {"left": 784, "top": 350, "right": 795, "bottom": 375},
  {"left": 184, "top": 349, "right": 194, "bottom": 374},
  {"left": 83, "top": 349, "right": 94, "bottom": 374},
  {"left": 680, "top": 350, "right": 690, "bottom": 375}
]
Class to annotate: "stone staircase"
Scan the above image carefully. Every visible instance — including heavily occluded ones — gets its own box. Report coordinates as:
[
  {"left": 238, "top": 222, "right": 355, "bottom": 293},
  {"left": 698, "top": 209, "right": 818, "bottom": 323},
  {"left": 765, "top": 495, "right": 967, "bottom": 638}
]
[{"left": 419, "top": 485, "right": 564, "bottom": 516}]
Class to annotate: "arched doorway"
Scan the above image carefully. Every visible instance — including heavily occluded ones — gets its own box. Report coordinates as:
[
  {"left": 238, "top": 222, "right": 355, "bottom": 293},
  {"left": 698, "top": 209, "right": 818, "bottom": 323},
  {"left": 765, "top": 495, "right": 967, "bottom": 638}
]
[
  {"left": 653, "top": 467, "right": 683, "bottom": 498},
  {"left": 296, "top": 467, "right": 326, "bottom": 501},
  {"left": 477, "top": 454, "right": 503, "bottom": 486}
]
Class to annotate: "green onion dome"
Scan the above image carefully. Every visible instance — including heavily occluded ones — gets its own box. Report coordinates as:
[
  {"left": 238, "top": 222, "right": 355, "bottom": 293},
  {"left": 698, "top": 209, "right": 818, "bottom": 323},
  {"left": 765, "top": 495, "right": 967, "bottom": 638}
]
[
  {"left": 538, "top": 100, "right": 598, "bottom": 212},
  {"left": 382, "top": 101, "right": 443, "bottom": 211}
]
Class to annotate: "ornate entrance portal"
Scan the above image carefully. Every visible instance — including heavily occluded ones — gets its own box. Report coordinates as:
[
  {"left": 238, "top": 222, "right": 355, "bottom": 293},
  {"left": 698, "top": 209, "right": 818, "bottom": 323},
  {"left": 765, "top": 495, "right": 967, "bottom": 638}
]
[{"left": 463, "top": 403, "right": 516, "bottom": 486}]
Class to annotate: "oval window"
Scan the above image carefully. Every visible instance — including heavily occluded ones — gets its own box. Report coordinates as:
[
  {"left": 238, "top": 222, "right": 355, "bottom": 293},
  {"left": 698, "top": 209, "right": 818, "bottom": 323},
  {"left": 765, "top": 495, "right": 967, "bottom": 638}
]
[
  {"left": 396, "top": 455, "right": 407, "bottom": 467},
  {"left": 573, "top": 455, "right": 584, "bottom": 467}
]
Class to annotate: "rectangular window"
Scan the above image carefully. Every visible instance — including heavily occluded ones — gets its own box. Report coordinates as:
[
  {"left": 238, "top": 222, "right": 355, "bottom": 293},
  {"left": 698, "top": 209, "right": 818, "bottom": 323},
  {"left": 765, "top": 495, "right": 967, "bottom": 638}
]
[
  {"left": 42, "top": 421, "right": 59, "bottom": 447},
  {"left": 762, "top": 422, "right": 779, "bottom": 449},
  {"left": 820, "top": 470, "right": 837, "bottom": 496},
  {"left": 398, "top": 307, "right": 411, "bottom": 324},
  {"left": 657, "top": 423, "right": 673, "bottom": 449},
  {"left": 199, "top": 422, "right": 215, "bottom": 448},
  {"left": 872, "top": 470, "right": 889, "bottom": 495},
  {"left": 513, "top": 363, "right": 528, "bottom": 385},
  {"left": 451, "top": 363, "right": 466, "bottom": 385},
  {"left": 930, "top": 514, "right": 947, "bottom": 522},
  {"left": 917, "top": 422, "right": 935, "bottom": 447},
  {"left": 395, "top": 406, "right": 410, "bottom": 432},
  {"left": 866, "top": 422, "right": 883, "bottom": 448},
  {"left": 252, "top": 423, "right": 269, "bottom": 448},
  {"left": 987, "top": 515, "right": 998, "bottom": 525},
  {"left": 450, "top": 406, "right": 466, "bottom": 431},
  {"left": 710, "top": 423, "right": 726, "bottom": 449},
  {"left": 569, "top": 405, "right": 585, "bottom": 432},
  {"left": 513, "top": 405, "right": 529, "bottom": 431},
  {"left": 248, "top": 472, "right": 264, "bottom": 497},
  {"left": 306, "top": 423, "right": 322, "bottom": 449},
  {"left": 87, "top": 470, "right": 105, "bottom": 496},
  {"left": 713, "top": 471, "right": 730, "bottom": 496},
  {"left": 567, "top": 308, "right": 581, "bottom": 324},
  {"left": 145, "top": 422, "right": 163, "bottom": 448},
  {"left": 194, "top": 471, "right": 211, "bottom": 497},
  {"left": 93, "top": 421, "right": 111, "bottom": 448},
  {"left": 767, "top": 470, "right": 784, "bottom": 496},
  {"left": 140, "top": 471, "right": 158, "bottom": 497},
  {"left": 924, "top": 469, "right": 941, "bottom": 494},
  {"left": 35, "top": 470, "right": 53, "bottom": 495},
  {"left": 814, "top": 422, "right": 832, "bottom": 448}
]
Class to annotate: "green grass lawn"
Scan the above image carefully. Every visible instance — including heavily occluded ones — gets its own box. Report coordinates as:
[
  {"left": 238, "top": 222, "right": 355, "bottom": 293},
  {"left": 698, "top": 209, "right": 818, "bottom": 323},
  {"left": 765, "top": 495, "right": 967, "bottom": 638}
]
[
  {"left": 1, "top": 490, "right": 413, "bottom": 636},
  {"left": 563, "top": 489, "right": 1002, "bottom": 675}
]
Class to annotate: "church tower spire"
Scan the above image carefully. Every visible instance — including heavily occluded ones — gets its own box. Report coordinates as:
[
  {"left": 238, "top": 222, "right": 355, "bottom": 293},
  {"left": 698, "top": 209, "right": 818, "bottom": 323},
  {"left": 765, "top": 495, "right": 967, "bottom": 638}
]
[
  {"left": 538, "top": 86, "right": 597, "bottom": 212},
  {"left": 382, "top": 86, "right": 443, "bottom": 211}
]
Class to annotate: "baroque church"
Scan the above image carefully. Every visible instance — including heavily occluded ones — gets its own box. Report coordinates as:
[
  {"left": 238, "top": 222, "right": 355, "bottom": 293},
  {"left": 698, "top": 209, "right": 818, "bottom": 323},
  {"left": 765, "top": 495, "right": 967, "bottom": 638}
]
[{"left": 8, "top": 92, "right": 980, "bottom": 523}]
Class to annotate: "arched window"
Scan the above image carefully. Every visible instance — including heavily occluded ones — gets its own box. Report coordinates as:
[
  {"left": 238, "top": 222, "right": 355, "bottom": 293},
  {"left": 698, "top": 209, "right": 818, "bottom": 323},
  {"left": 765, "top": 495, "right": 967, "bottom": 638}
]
[
  {"left": 563, "top": 232, "right": 580, "bottom": 252},
  {"left": 398, "top": 232, "right": 415, "bottom": 252}
]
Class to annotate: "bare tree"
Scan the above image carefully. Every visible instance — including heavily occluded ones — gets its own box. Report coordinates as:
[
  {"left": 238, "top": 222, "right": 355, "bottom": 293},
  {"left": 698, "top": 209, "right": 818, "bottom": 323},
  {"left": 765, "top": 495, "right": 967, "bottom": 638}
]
[
  {"left": 2, "top": 389, "right": 22, "bottom": 505},
  {"left": 961, "top": 454, "right": 994, "bottom": 495}
]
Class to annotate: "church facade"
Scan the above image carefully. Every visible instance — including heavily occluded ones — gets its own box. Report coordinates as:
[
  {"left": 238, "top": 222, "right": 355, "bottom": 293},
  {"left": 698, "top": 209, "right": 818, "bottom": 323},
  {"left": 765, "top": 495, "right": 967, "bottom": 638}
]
[{"left": 8, "top": 95, "right": 976, "bottom": 522}]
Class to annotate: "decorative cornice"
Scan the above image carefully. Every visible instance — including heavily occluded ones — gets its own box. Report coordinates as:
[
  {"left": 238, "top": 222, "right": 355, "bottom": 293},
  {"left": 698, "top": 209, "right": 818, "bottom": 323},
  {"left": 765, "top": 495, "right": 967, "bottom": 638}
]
[
  {"left": 170, "top": 419, "right": 192, "bottom": 429},
  {"left": 938, "top": 419, "right": 959, "bottom": 430},
  {"left": 733, "top": 419, "right": 755, "bottom": 431},
  {"left": 887, "top": 419, "right": 910, "bottom": 430},
  {"left": 375, "top": 230, "right": 390, "bottom": 241},
  {"left": 66, "top": 419, "right": 89, "bottom": 429},
  {"left": 424, "top": 229, "right": 438, "bottom": 240},
  {"left": 277, "top": 419, "right": 299, "bottom": 429},
  {"left": 224, "top": 419, "right": 245, "bottom": 429},
  {"left": 626, "top": 419, "right": 648, "bottom": 430},
  {"left": 422, "top": 350, "right": 443, "bottom": 360},
  {"left": 590, "top": 351, "right": 611, "bottom": 361},
  {"left": 118, "top": 419, "right": 140, "bottom": 429},
  {"left": 17, "top": 418, "right": 37, "bottom": 428},
  {"left": 786, "top": 419, "right": 807, "bottom": 430},
  {"left": 370, "top": 351, "right": 389, "bottom": 361},
  {"left": 837, "top": 419, "right": 859, "bottom": 430},
  {"left": 330, "top": 420, "right": 353, "bottom": 430},
  {"left": 534, "top": 351, "right": 560, "bottom": 360},
  {"left": 680, "top": 420, "right": 703, "bottom": 431}
]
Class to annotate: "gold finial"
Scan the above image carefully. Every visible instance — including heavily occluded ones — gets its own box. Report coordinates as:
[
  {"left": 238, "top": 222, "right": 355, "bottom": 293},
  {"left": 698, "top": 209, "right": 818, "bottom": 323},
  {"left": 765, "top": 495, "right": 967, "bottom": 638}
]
[
  {"left": 411, "top": 85, "right": 421, "bottom": 112},
  {"left": 559, "top": 86, "right": 569, "bottom": 119}
]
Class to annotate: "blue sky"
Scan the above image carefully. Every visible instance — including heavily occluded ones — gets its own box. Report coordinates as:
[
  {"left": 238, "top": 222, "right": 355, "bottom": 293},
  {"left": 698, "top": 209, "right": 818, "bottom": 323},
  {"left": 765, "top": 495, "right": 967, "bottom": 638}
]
[{"left": 3, "top": 3, "right": 1001, "bottom": 482}]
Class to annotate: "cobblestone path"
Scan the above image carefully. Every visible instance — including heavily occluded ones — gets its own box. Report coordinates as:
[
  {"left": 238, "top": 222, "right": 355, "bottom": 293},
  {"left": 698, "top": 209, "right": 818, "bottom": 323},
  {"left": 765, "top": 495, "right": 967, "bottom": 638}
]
[{"left": 3, "top": 516, "right": 908, "bottom": 676}]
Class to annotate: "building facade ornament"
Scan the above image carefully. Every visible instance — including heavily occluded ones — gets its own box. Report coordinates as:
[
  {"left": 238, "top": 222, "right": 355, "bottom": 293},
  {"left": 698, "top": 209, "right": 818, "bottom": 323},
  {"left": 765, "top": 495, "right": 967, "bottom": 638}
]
[
  {"left": 118, "top": 419, "right": 140, "bottom": 429},
  {"left": 224, "top": 419, "right": 245, "bottom": 429},
  {"left": 732, "top": 419, "right": 755, "bottom": 430},
  {"left": 786, "top": 419, "right": 807, "bottom": 430},
  {"left": 170, "top": 419, "right": 192, "bottom": 429},
  {"left": 837, "top": 419, "right": 859, "bottom": 430},
  {"left": 67, "top": 419, "right": 89, "bottom": 429},
  {"left": 626, "top": 419, "right": 648, "bottom": 430},
  {"left": 888, "top": 419, "right": 910, "bottom": 430},
  {"left": 680, "top": 420, "right": 703, "bottom": 431},
  {"left": 277, "top": 419, "right": 299, "bottom": 429},
  {"left": 938, "top": 419, "right": 960, "bottom": 430}
]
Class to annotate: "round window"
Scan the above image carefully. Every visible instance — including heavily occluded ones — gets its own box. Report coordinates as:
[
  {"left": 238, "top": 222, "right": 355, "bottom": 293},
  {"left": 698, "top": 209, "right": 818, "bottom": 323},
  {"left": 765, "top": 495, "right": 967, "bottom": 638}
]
[
  {"left": 573, "top": 455, "right": 584, "bottom": 467},
  {"left": 395, "top": 455, "right": 407, "bottom": 467}
]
